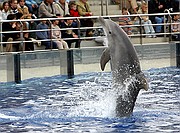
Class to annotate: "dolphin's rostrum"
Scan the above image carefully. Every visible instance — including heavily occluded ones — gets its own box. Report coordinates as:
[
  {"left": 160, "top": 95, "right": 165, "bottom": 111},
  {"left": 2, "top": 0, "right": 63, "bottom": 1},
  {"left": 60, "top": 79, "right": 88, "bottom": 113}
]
[{"left": 99, "top": 17, "right": 148, "bottom": 117}]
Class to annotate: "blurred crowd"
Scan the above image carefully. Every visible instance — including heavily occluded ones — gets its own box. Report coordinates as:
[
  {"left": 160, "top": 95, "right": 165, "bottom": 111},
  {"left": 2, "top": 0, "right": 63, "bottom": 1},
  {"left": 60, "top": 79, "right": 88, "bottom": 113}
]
[
  {"left": 0, "top": 0, "right": 179, "bottom": 52},
  {"left": 118, "top": 0, "right": 180, "bottom": 39},
  {"left": 0, "top": 0, "right": 94, "bottom": 52}
]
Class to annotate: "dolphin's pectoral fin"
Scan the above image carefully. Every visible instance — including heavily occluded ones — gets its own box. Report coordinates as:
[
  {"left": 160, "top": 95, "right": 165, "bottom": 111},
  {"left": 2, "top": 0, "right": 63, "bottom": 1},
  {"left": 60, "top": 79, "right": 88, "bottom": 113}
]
[
  {"left": 136, "top": 72, "right": 149, "bottom": 91},
  {"left": 100, "top": 48, "right": 110, "bottom": 71}
]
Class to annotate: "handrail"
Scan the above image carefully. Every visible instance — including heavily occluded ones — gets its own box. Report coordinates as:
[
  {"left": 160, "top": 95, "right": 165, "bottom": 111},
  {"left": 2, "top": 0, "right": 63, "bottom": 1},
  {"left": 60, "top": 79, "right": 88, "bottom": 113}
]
[
  {"left": 18, "top": 19, "right": 24, "bottom": 51},
  {"left": 164, "top": 8, "right": 173, "bottom": 42},
  {"left": 0, "top": 18, "right": 2, "bottom": 53}
]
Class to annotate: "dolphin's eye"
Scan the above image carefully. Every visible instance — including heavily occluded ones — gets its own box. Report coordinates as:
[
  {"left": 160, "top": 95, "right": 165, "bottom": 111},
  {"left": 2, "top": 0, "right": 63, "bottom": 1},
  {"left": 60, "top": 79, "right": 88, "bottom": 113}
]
[{"left": 109, "top": 31, "right": 112, "bottom": 34}]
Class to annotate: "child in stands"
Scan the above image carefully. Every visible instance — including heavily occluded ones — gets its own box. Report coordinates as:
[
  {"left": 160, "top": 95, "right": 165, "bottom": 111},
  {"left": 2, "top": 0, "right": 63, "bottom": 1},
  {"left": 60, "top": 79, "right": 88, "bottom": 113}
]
[
  {"left": 134, "top": 2, "right": 156, "bottom": 38},
  {"left": 51, "top": 18, "right": 69, "bottom": 49},
  {"left": 69, "top": 2, "right": 80, "bottom": 17},
  {"left": 60, "top": 14, "right": 80, "bottom": 48},
  {"left": 36, "top": 20, "right": 57, "bottom": 49},
  {"left": 172, "top": 14, "right": 180, "bottom": 41},
  {"left": 119, "top": 7, "right": 132, "bottom": 35}
]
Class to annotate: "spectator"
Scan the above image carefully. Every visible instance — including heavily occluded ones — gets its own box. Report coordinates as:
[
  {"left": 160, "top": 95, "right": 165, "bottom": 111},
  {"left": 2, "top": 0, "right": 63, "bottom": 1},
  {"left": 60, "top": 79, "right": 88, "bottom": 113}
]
[
  {"left": 9, "top": 0, "right": 19, "bottom": 14},
  {"left": 17, "top": 0, "right": 32, "bottom": 19},
  {"left": 29, "top": 17, "right": 37, "bottom": 39},
  {"left": 38, "top": 0, "right": 61, "bottom": 18},
  {"left": 25, "top": 0, "right": 38, "bottom": 14},
  {"left": 69, "top": 1, "right": 80, "bottom": 17},
  {"left": 51, "top": 18, "right": 69, "bottom": 49},
  {"left": 56, "top": 0, "right": 69, "bottom": 16},
  {"left": 36, "top": 19, "right": 58, "bottom": 49},
  {"left": 2, "top": 14, "right": 24, "bottom": 52},
  {"left": 28, "top": 16, "right": 42, "bottom": 47},
  {"left": 165, "top": 0, "right": 179, "bottom": 12},
  {"left": 68, "top": 1, "right": 79, "bottom": 28},
  {"left": 1, "top": 1, "right": 11, "bottom": 20},
  {"left": 171, "top": 14, "right": 180, "bottom": 41},
  {"left": 15, "top": 12, "right": 34, "bottom": 51},
  {"left": 76, "top": 0, "right": 94, "bottom": 37},
  {"left": 148, "top": 0, "right": 166, "bottom": 33},
  {"left": 60, "top": 14, "right": 80, "bottom": 48},
  {"left": 119, "top": 7, "right": 132, "bottom": 35},
  {"left": 119, "top": 0, "right": 138, "bottom": 14},
  {"left": 34, "top": 0, "right": 43, "bottom": 5},
  {"left": 134, "top": 2, "right": 156, "bottom": 38}
]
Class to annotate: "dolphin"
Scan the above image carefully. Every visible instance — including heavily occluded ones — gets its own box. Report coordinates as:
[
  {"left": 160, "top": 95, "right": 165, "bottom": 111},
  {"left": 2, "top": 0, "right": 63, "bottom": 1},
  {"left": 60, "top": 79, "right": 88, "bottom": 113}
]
[{"left": 99, "top": 17, "right": 148, "bottom": 117}]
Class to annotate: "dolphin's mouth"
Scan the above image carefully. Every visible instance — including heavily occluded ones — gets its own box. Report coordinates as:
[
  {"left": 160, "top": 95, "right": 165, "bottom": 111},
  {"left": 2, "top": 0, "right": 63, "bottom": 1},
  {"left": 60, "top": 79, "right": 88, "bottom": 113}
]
[
  {"left": 98, "top": 17, "right": 106, "bottom": 26},
  {"left": 98, "top": 17, "right": 112, "bottom": 36}
]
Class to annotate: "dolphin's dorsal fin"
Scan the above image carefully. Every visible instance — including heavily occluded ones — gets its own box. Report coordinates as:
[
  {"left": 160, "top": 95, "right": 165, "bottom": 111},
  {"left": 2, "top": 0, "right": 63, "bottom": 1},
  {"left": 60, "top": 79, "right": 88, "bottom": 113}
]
[{"left": 100, "top": 48, "right": 110, "bottom": 71}]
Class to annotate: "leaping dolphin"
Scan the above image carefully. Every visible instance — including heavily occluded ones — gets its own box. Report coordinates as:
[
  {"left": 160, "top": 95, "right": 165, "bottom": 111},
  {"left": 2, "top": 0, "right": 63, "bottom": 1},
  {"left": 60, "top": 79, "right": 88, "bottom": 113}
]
[{"left": 99, "top": 17, "right": 148, "bottom": 117}]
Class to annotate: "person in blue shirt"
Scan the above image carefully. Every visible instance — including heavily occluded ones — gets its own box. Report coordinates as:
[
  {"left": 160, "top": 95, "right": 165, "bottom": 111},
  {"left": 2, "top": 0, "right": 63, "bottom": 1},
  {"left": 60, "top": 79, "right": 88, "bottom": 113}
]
[
  {"left": 36, "top": 19, "right": 57, "bottom": 49},
  {"left": 25, "top": 0, "right": 38, "bottom": 15}
]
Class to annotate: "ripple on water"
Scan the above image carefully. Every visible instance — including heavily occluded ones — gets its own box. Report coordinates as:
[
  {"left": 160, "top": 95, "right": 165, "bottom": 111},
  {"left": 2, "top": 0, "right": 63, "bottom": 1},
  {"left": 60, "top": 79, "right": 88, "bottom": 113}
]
[{"left": 0, "top": 67, "right": 179, "bottom": 132}]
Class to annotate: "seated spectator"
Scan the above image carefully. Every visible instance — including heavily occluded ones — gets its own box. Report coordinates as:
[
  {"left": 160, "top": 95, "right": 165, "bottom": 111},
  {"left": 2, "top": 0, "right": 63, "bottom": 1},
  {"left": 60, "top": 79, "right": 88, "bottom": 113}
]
[
  {"left": 38, "top": 0, "right": 61, "bottom": 18},
  {"left": 51, "top": 18, "right": 69, "bottom": 49},
  {"left": 148, "top": 0, "right": 166, "bottom": 33},
  {"left": 17, "top": 0, "right": 32, "bottom": 19},
  {"left": 76, "top": 0, "right": 94, "bottom": 37},
  {"left": 55, "top": 0, "right": 69, "bottom": 16},
  {"left": 119, "top": 0, "right": 138, "bottom": 14},
  {"left": 25, "top": 0, "right": 38, "bottom": 15},
  {"left": 9, "top": 0, "right": 19, "bottom": 14},
  {"left": 69, "top": 1, "right": 80, "bottom": 17},
  {"left": 28, "top": 16, "right": 42, "bottom": 47},
  {"left": 60, "top": 14, "right": 80, "bottom": 48},
  {"left": 68, "top": 1, "right": 79, "bottom": 28},
  {"left": 35, "top": 0, "right": 43, "bottom": 5},
  {"left": 119, "top": 7, "right": 132, "bottom": 35},
  {"left": 171, "top": 14, "right": 180, "bottom": 41},
  {"left": 2, "top": 14, "right": 24, "bottom": 52},
  {"left": 16, "top": 12, "right": 34, "bottom": 51},
  {"left": 1, "top": 1, "right": 10, "bottom": 20},
  {"left": 36, "top": 19, "right": 57, "bottom": 49},
  {"left": 29, "top": 16, "right": 37, "bottom": 39},
  {"left": 134, "top": 2, "right": 156, "bottom": 38}
]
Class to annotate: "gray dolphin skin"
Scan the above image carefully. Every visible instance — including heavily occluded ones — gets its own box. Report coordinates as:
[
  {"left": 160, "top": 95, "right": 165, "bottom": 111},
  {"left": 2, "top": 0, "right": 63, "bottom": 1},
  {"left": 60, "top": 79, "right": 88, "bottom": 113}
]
[{"left": 99, "top": 17, "right": 148, "bottom": 117}]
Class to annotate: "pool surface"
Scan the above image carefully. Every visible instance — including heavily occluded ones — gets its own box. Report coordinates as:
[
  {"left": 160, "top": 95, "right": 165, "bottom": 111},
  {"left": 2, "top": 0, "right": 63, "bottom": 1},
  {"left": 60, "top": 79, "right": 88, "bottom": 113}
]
[{"left": 0, "top": 67, "right": 180, "bottom": 132}]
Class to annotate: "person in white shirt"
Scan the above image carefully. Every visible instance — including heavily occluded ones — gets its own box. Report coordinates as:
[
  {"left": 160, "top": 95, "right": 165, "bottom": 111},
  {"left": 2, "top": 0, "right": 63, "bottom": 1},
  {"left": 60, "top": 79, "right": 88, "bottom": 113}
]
[
  {"left": 51, "top": 18, "right": 69, "bottom": 49},
  {"left": 1, "top": 1, "right": 11, "bottom": 20}
]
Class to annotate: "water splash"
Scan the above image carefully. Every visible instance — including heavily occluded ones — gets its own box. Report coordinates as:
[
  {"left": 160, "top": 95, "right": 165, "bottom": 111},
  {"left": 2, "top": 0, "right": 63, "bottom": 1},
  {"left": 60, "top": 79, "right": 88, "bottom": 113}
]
[{"left": 68, "top": 73, "right": 117, "bottom": 118}]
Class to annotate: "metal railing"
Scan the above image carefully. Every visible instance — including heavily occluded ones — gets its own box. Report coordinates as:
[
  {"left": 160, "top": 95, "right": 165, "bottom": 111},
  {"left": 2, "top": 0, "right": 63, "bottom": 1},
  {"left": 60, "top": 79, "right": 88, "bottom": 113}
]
[{"left": 0, "top": 12, "right": 180, "bottom": 53}]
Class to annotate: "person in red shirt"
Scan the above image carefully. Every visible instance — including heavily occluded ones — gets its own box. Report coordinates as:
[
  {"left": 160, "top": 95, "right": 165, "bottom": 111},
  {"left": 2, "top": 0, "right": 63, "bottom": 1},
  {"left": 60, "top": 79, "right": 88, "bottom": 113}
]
[{"left": 69, "top": 2, "right": 80, "bottom": 17}]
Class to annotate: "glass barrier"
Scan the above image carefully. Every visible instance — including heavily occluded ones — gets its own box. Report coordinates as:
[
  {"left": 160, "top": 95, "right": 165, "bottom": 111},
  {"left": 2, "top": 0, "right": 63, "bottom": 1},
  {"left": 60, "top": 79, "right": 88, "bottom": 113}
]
[
  {"left": 0, "top": 54, "right": 7, "bottom": 82},
  {"left": 1, "top": 42, "right": 177, "bottom": 83}
]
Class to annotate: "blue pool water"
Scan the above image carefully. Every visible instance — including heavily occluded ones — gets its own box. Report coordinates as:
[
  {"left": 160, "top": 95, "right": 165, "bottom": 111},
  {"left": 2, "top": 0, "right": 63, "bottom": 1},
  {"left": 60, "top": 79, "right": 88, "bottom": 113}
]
[{"left": 0, "top": 67, "right": 180, "bottom": 132}]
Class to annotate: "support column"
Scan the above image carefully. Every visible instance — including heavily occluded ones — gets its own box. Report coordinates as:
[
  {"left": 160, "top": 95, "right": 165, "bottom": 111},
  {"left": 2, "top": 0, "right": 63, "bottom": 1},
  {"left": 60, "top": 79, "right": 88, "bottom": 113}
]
[
  {"left": 7, "top": 53, "right": 21, "bottom": 83},
  {"left": 67, "top": 50, "right": 74, "bottom": 78},
  {"left": 176, "top": 43, "right": 180, "bottom": 67},
  {"left": 14, "top": 53, "right": 21, "bottom": 83},
  {"left": 60, "top": 50, "right": 74, "bottom": 78}
]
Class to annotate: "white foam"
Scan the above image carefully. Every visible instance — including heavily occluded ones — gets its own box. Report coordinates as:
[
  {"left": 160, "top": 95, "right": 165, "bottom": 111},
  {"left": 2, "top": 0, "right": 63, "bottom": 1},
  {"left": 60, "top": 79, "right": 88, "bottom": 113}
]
[{"left": 0, "top": 113, "right": 20, "bottom": 120}]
